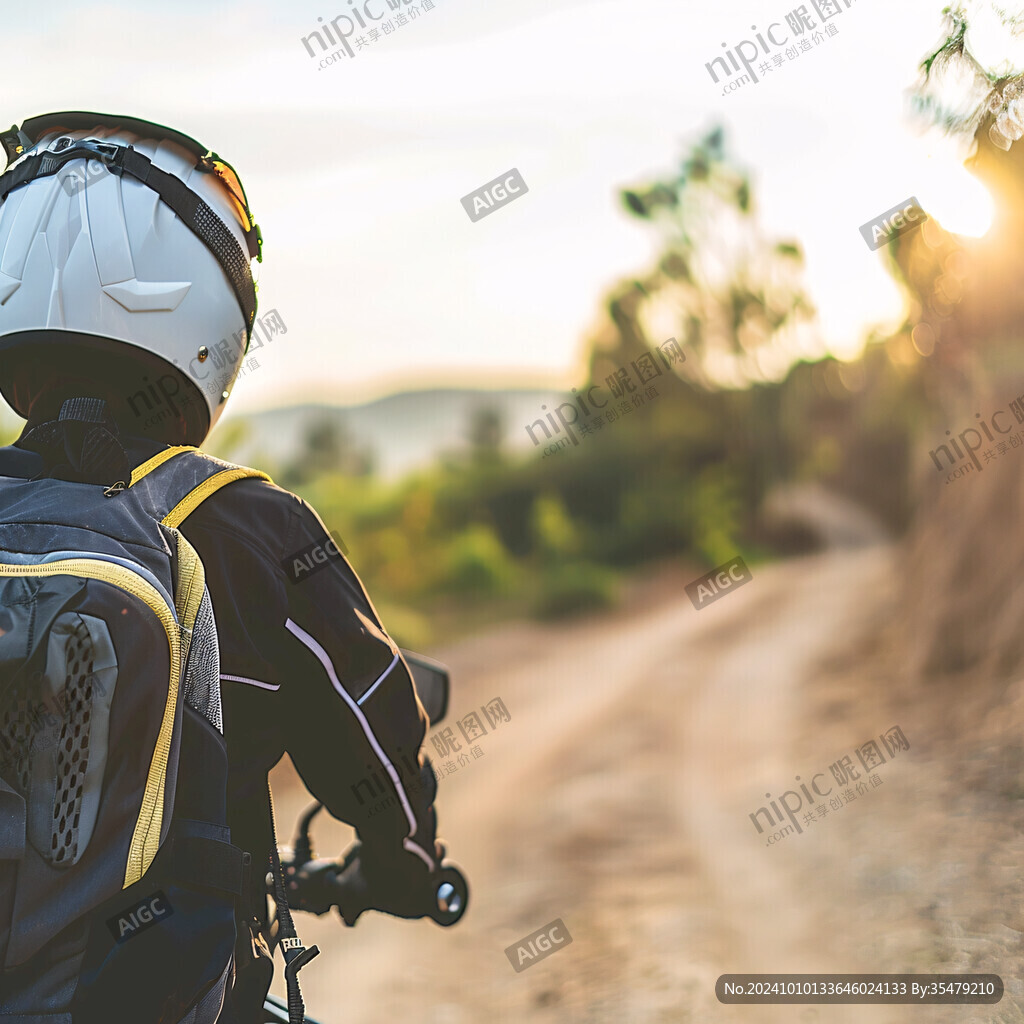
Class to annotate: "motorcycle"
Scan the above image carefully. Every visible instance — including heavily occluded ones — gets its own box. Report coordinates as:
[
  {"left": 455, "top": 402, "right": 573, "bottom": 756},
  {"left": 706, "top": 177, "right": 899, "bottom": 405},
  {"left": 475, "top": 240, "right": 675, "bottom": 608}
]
[{"left": 262, "top": 650, "right": 469, "bottom": 1023}]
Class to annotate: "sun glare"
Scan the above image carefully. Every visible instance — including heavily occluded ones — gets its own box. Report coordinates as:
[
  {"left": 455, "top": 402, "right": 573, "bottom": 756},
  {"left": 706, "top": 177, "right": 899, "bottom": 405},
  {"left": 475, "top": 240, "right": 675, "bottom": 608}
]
[{"left": 918, "top": 163, "right": 995, "bottom": 238}]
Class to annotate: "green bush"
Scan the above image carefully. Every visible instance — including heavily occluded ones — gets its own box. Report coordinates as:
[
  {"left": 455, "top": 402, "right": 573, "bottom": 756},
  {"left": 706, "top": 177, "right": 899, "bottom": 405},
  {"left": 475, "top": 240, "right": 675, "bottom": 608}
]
[
  {"left": 440, "top": 524, "right": 518, "bottom": 597},
  {"left": 373, "top": 601, "right": 433, "bottom": 650},
  {"left": 533, "top": 561, "right": 618, "bottom": 619}
]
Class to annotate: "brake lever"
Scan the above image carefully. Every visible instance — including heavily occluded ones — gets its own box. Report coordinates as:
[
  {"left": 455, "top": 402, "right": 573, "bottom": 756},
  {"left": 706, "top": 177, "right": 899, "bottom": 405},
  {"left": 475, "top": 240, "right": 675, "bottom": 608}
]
[{"left": 292, "top": 802, "right": 324, "bottom": 868}]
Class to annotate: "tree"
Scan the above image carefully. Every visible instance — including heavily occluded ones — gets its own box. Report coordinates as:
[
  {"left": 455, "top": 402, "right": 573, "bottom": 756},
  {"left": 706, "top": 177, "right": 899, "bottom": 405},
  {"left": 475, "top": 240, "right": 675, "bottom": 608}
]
[
  {"left": 597, "top": 126, "right": 817, "bottom": 390},
  {"left": 281, "top": 412, "right": 374, "bottom": 488},
  {"left": 466, "top": 405, "right": 504, "bottom": 466}
]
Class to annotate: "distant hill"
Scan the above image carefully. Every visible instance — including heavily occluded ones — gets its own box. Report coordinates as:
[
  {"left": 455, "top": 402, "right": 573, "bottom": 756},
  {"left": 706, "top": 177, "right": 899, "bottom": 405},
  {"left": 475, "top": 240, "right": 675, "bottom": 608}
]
[
  {"left": 208, "top": 387, "right": 567, "bottom": 478},
  {"left": 0, "top": 387, "right": 570, "bottom": 478}
]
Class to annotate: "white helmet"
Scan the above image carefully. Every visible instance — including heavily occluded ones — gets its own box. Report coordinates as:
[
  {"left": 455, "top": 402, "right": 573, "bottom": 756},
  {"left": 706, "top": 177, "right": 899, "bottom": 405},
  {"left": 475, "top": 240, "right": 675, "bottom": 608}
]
[{"left": 0, "top": 112, "right": 262, "bottom": 446}]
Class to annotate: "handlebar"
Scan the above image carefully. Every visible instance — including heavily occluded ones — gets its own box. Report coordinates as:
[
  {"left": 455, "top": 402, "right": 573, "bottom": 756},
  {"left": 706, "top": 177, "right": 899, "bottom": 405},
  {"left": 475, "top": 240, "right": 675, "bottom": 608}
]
[{"left": 275, "top": 802, "right": 469, "bottom": 928}]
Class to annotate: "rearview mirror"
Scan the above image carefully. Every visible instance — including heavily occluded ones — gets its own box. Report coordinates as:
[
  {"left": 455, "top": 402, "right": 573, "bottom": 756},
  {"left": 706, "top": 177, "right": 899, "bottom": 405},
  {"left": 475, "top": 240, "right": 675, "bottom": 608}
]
[{"left": 399, "top": 649, "right": 450, "bottom": 725}]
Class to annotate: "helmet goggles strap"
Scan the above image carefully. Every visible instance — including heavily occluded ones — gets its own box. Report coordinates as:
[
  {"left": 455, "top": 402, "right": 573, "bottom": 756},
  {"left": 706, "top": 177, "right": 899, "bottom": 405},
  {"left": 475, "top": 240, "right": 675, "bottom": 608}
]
[{"left": 0, "top": 139, "right": 260, "bottom": 345}]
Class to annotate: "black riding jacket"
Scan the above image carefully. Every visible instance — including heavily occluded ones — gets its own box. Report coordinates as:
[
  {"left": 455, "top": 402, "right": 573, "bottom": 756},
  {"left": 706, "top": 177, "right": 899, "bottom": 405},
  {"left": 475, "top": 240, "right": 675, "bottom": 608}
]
[{"left": 0, "top": 424, "right": 440, "bottom": 1020}]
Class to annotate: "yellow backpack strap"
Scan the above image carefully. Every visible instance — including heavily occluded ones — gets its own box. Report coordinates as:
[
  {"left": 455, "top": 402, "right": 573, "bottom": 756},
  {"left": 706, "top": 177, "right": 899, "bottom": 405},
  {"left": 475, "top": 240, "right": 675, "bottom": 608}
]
[
  {"left": 128, "top": 445, "right": 198, "bottom": 487},
  {"left": 126, "top": 446, "right": 273, "bottom": 529},
  {"left": 161, "top": 466, "right": 272, "bottom": 528}
]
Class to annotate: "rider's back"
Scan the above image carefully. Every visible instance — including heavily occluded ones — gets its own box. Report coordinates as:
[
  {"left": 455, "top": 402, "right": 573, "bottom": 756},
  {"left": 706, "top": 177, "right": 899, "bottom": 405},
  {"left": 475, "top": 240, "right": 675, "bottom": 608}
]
[
  {"left": 0, "top": 438, "right": 248, "bottom": 1021},
  {"left": 0, "top": 112, "right": 445, "bottom": 1024}
]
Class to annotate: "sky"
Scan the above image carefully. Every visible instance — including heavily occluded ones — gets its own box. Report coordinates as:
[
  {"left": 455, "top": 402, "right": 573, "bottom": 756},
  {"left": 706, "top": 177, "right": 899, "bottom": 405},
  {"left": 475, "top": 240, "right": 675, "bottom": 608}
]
[{"left": 0, "top": 0, "right": 1003, "bottom": 420}]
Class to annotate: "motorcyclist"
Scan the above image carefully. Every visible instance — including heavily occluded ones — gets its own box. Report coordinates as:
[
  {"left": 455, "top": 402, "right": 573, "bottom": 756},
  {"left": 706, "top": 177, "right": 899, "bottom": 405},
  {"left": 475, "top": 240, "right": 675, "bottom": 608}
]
[{"left": 0, "top": 112, "right": 446, "bottom": 1021}]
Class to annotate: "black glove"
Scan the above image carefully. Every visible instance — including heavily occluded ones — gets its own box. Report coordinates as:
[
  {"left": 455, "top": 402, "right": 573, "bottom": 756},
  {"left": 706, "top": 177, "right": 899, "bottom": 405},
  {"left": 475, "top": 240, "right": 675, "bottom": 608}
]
[{"left": 333, "top": 840, "right": 447, "bottom": 926}]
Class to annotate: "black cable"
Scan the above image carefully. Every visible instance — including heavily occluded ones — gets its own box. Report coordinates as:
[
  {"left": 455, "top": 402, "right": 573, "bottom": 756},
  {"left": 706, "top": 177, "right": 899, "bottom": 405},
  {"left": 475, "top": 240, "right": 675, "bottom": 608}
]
[{"left": 267, "top": 781, "right": 319, "bottom": 1024}]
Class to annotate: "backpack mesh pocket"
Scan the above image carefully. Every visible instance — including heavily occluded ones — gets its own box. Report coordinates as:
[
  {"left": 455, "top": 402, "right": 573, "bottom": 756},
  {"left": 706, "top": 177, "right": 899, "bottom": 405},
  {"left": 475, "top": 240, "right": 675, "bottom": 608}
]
[
  {"left": 50, "top": 619, "right": 93, "bottom": 864},
  {"left": 24, "top": 611, "right": 118, "bottom": 868},
  {"left": 182, "top": 586, "right": 222, "bottom": 735}
]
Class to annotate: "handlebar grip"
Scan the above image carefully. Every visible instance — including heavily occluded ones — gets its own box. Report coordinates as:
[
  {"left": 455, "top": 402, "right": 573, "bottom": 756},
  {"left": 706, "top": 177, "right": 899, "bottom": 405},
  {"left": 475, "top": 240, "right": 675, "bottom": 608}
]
[
  {"left": 429, "top": 865, "right": 468, "bottom": 927},
  {"left": 322, "top": 860, "right": 469, "bottom": 927}
]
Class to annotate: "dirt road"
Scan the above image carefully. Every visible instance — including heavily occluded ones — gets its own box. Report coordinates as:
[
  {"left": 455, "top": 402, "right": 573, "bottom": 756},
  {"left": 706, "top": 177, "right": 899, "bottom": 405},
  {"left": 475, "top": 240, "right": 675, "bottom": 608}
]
[{"left": 267, "top": 543, "right": 1021, "bottom": 1024}]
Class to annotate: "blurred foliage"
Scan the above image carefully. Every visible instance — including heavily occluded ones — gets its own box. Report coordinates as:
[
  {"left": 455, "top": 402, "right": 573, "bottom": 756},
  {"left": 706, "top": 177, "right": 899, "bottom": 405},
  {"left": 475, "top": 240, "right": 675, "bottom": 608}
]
[
  {"left": 613, "top": 126, "right": 816, "bottom": 389},
  {"left": 277, "top": 413, "right": 374, "bottom": 491},
  {"left": 534, "top": 561, "right": 618, "bottom": 619},
  {"left": 255, "top": 127, "right": 935, "bottom": 644},
  {"left": 911, "top": 2, "right": 1024, "bottom": 143},
  {"left": 893, "top": 3, "right": 1024, "bottom": 689}
]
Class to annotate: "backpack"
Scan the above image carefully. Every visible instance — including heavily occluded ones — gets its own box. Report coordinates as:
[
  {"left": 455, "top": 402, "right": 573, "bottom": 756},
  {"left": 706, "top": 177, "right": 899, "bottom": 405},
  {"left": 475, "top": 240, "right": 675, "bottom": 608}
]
[{"left": 0, "top": 434, "right": 270, "bottom": 1023}]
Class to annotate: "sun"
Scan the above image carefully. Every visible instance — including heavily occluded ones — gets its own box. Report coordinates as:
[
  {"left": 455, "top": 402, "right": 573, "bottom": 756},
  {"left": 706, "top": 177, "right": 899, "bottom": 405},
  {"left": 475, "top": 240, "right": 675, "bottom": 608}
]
[{"left": 918, "top": 161, "right": 995, "bottom": 238}]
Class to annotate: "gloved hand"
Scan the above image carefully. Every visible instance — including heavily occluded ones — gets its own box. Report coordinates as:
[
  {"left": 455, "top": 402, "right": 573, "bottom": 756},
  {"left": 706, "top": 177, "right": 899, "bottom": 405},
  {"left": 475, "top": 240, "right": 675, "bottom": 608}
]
[
  {"left": 332, "top": 840, "right": 447, "bottom": 926},
  {"left": 281, "top": 838, "right": 451, "bottom": 925}
]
